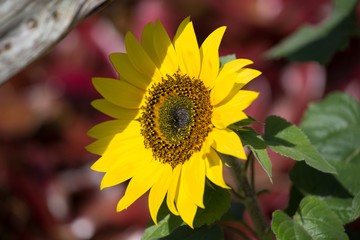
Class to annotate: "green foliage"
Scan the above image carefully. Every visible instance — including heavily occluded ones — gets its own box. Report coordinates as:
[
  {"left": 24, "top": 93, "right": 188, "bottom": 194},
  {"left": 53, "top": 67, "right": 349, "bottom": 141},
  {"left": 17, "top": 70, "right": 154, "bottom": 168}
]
[
  {"left": 352, "top": 192, "right": 360, "bottom": 220},
  {"left": 276, "top": 92, "right": 360, "bottom": 239},
  {"left": 289, "top": 162, "right": 351, "bottom": 198},
  {"left": 142, "top": 183, "right": 230, "bottom": 240},
  {"left": 300, "top": 92, "right": 360, "bottom": 195},
  {"left": 272, "top": 196, "right": 349, "bottom": 240},
  {"left": 142, "top": 90, "right": 360, "bottom": 239},
  {"left": 300, "top": 92, "right": 360, "bottom": 164},
  {"left": 220, "top": 201, "right": 245, "bottom": 222},
  {"left": 142, "top": 203, "right": 184, "bottom": 240},
  {"left": 264, "top": 115, "right": 336, "bottom": 173},
  {"left": 332, "top": 162, "right": 360, "bottom": 196},
  {"left": 193, "top": 182, "right": 231, "bottom": 228},
  {"left": 266, "top": 0, "right": 359, "bottom": 64},
  {"left": 237, "top": 127, "right": 272, "bottom": 182},
  {"left": 231, "top": 115, "right": 262, "bottom": 127},
  {"left": 284, "top": 185, "right": 304, "bottom": 216},
  {"left": 320, "top": 197, "right": 357, "bottom": 224}
]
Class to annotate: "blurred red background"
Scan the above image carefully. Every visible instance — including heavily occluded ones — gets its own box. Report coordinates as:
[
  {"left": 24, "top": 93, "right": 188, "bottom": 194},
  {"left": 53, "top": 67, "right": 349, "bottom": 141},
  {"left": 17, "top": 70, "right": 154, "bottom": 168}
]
[{"left": 1, "top": 0, "right": 359, "bottom": 239}]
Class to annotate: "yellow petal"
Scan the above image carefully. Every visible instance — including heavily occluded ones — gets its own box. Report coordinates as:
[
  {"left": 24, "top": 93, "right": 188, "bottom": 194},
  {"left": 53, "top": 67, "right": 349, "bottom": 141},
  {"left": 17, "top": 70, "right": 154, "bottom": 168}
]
[
  {"left": 212, "top": 105, "right": 248, "bottom": 129},
  {"left": 92, "top": 77, "right": 145, "bottom": 109},
  {"left": 148, "top": 164, "right": 172, "bottom": 225},
  {"left": 87, "top": 119, "right": 135, "bottom": 139},
  {"left": 125, "top": 32, "right": 162, "bottom": 83},
  {"left": 174, "top": 21, "right": 201, "bottom": 79},
  {"left": 181, "top": 152, "right": 205, "bottom": 208},
  {"left": 91, "top": 135, "right": 144, "bottom": 172},
  {"left": 208, "top": 128, "right": 246, "bottom": 160},
  {"left": 219, "top": 59, "right": 254, "bottom": 79},
  {"left": 85, "top": 135, "right": 113, "bottom": 155},
  {"left": 210, "top": 59, "right": 254, "bottom": 105},
  {"left": 176, "top": 165, "right": 198, "bottom": 228},
  {"left": 205, "top": 147, "right": 230, "bottom": 189},
  {"left": 99, "top": 145, "right": 151, "bottom": 189},
  {"left": 210, "top": 71, "right": 239, "bottom": 106},
  {"left": 86, "top": 121, "right": 142, "bottom": 156},
  {"left": 236, "top": 68, "right": 262, "bottom": 85},
  {"left": 109, "top": 53, "right": 152, "bottom": 90},
  {"left": 154, "top": 19, "right": 179, "bottom": 76},
  {"left": 141, "top": 22, "right": 160, "bottom": 66},
  {"left": 217, "top": 90, "right": 259, "bottom": 110},
  {"left": 173, "top": 17, "right": 190, "bottom": 43},
  {"left": 91, "top": 99, "right": 140, "bottom": 120},
  {"left": 166, "top": 165, "right": 181, "bottom": 216},
  {"left": 95, "top": 121, "right": 141, "bottom": 151},
  {"left": 219, "top": 68, "right": 261, "bottom": 106},
  {"left": 117, "top": 160, "right": 165, "bottom": 211},
  {"left": 199, "top": 26, "right": 226, "bottom": 89},
  {"left": 212, "top": 90, "right": 259, "bottom": 129}
]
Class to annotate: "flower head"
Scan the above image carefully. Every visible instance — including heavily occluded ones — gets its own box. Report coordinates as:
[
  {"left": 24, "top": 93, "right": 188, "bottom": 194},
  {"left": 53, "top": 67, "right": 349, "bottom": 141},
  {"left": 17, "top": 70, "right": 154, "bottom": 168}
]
[{"left": 86, "top": 17, "right": 261, "bottom": 227}]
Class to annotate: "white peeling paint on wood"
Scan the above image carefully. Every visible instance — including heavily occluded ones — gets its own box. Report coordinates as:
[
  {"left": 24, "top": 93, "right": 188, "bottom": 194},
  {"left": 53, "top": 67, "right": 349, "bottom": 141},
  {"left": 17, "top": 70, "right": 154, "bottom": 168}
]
[{"left": 0, "top": 0, "right": 112, "bottom": 84}]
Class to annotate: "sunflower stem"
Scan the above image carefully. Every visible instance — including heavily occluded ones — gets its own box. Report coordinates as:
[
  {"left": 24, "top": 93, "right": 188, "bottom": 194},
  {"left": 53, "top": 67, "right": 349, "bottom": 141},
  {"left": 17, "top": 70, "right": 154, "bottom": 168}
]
[
  {"left": 223, "top": 154, "right": 272, "bottom": 240},
  {"left": 250, "top": 152, "right": 255, "bottom": 191}
]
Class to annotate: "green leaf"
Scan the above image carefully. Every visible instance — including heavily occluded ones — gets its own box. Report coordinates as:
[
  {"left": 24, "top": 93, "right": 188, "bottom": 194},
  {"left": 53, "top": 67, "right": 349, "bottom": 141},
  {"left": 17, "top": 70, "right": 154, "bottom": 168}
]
[
  {"left": 320, "top": 196, "right": 357, "bottom": 224},
  {"left": 266, "top": 0, "right": 359, "bottom": 64},
  {"left": 272, "top": 211, "right": 312, "bottom": 240},
  {"left": 237, "top": 127, "right": 272, "bottom": 182},
  {"left": 300, "top": 92, "right": 360, "bottom": 165},
  {"left": 300, "top": 92, "right": 360, "bottom": 196},
  {"left": 284, "top": 185, "right": 304, "bottom": 216},
  {"left": 352, "top": 192, "right": 360, "bottom": 220},
  {"left": 332, "top": 162, "right": 360, "bottom": 195},
  {"left": 230, "top": 115, "right": 262, "bottom": 128},
  {"left": 272, "top": 196, "right": 349, "bottom": 240},
  {"left": 264, "top": 115, "right": 336, "bottom": 174},
  {"left": 289, "top": 161, "right": 351, "bottom": 198},
  {"left": 142, "top": 183, "right": 230, "bottom": 239},
  {"left": 219, "top": 54, "right": 236, "bottom": 67},
  {"left": 142, "top": 203, "right": 184, "bottom": 240},
  {"left": 160, "top": 224, "right": 223, "bottom": 240},
  {"left": 220, "top": 201, "right": 246, "bottom": 222},
  {"left": 193, "top": 183, "right": 231, "bottom": 228}
]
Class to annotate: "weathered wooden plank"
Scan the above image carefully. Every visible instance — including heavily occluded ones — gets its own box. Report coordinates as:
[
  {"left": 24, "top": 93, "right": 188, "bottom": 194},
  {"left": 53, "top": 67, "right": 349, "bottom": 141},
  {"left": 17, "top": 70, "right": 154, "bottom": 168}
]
[{"left": 0, "top": 0, "right": 112, "bottom": 84}]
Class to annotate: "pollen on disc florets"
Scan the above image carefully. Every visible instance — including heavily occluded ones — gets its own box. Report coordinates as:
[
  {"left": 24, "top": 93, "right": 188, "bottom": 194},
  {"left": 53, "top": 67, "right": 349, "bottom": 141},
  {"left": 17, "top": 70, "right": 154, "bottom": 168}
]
[{"left": 139, "top": 72, "right": 213, "bottom": 168}]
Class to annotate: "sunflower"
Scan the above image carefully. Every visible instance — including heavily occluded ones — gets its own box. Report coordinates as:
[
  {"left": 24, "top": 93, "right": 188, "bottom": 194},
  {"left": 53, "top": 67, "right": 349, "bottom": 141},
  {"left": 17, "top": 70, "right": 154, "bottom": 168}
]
[{"left": 86, "top": 17, "right": 260, "bottom": 228}]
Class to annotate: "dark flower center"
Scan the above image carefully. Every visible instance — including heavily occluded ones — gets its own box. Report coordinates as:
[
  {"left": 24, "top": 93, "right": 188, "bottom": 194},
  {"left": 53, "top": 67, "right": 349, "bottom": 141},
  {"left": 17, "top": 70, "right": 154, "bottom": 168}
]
[
  {"left": 139, "top": 72, "right": 213, "bottom": 168},
  {"left": 158, "top": 95, "right": 194, "bottom": 144}
]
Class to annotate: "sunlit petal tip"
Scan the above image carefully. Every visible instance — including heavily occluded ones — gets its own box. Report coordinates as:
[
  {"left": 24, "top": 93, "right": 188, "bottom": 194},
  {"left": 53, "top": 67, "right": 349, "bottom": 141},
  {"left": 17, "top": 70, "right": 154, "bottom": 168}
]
[
  {"left": 199, "top": 26, "right": 227, "bottom": 89},
  {"left": 173, "top": 16, "right": 191, "bottom": 43},
  {"left": 90, "top": 160, "right": 106, "bottom": 173},
  {"left": 228, "top": 58, "right": 254, "bottom": 68},
  {"left": 116, "top": 200, "right": 126, "bottom": 212},
  {"left": 148, "top": 165, "right": 172, "bottom": 225},
  {"left": 205, "top": 148, "right": 231, "bottom": 189},
  {"left": 236, "top": 68, "right": 262, "bottom": 84},
  {"left": 166, "top": 166, "right": 181, "bottom": 216},
  {"left": 174, "top": 21, "right": 201, "bottom": 78},
  {"left": 116, "top": 160, "right": 165, "bottom": 213},
  {"left": 209, "top": 128, "right": 247, "bottom": 160}
]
